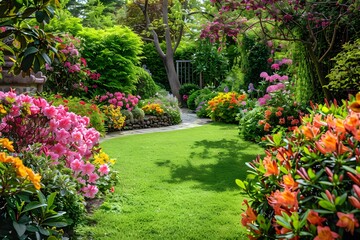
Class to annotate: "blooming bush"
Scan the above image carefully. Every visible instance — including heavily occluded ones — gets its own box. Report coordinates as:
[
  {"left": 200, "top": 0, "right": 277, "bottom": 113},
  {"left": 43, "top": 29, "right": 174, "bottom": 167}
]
[
  {"left": 142, "top": 103, "right": 164, "bottom": 116},
  {"left": 0, "top": 91, "right": 114, "bottom": 198},
  {"left": 237, "top": 94, "right": 360, "bottom": 239},
  {"left": 96, "top": 92, "right": 140, "bottom": 111},
  {"left": 44, "top": 34, "right": 100, "bottom": 98},
  {"left": 101, "top": 104, "right": 126, "bottom": 131},
  {"left": 207, "top": 91, "right": 247, "bottom": 123},
  {"left": 45, "top": 94, "right": 106, "bottom": 136}
]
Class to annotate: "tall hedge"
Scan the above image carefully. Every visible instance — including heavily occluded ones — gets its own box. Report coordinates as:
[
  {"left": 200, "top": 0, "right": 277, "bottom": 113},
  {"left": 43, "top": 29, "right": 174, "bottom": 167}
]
[{"left": 78, "top": 26, "right": 143, "bottom": 95}]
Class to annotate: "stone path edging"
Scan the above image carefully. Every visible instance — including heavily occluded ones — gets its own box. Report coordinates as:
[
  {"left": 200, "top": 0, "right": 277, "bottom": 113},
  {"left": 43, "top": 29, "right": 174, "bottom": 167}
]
[{"left": 100, "top": 108, "right": 211, "bottom": 142}]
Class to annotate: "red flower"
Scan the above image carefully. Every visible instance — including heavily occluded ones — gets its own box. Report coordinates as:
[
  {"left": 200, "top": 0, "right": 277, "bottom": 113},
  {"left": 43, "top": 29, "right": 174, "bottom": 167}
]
[
  {"left": 279, "top": 118, "right": 285, "bottom": 125},
  {"left": 264, "top": 123, "right": 271, "bottom": 132},
  {"left": 275, "top": 111, "right": 282, "bottom": 117},
  {"left": 79, "top": 101, "right": 86, "bottom": 105},
  {"left": 241, "top": 200, "right": 257, "bottom": 227}
]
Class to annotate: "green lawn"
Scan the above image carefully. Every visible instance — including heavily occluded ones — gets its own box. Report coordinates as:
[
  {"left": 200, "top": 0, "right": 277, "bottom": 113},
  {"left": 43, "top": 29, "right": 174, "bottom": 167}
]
[{"left": 75, "top": 123, "right": 263, "bottom": 240}]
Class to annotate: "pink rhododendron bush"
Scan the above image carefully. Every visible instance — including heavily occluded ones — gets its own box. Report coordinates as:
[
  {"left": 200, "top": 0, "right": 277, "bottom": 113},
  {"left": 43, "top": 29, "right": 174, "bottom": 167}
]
[
  {"left": 237, "top": 94, "right": 360, "bottom": 239},
  {"left": 0, "top": 91, "right": 116, "bottom": 198}
]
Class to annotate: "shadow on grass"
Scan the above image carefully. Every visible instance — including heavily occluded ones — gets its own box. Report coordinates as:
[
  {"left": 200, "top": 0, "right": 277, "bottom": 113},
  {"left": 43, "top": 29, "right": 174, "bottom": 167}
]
[{"left": 156, "top": 138, "right": 260, "bottom": 192}]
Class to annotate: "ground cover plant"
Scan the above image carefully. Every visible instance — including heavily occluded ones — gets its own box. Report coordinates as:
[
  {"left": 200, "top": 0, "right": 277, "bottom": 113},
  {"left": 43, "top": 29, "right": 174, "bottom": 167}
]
[
  {"left": 75, "top": 123, "right": 264, "bottom": 239},
  {"left": 237, "top": 94, "right": 360, "bottom": 239}
]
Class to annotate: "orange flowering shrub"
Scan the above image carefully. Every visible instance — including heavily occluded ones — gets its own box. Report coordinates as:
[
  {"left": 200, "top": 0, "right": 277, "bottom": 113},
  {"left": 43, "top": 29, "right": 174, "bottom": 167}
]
[
  {"left": 0, "top": 138, "right": 41, "bottom": 193},
  {"left": 207, "top": 91, "right": 247, "bottom": 123},
  {"left": 237, "top": 94, "right": 360, "bottom": 239},
  {"left": 142, "top": 103, "right": 164, "bottom": 116}
]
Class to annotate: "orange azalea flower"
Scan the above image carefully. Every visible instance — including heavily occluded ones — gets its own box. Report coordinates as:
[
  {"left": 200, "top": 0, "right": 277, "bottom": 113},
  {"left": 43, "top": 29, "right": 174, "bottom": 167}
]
[
  {"left": 307, "top": 210, "right": 326, "bottom": 226},
  {"left": 279, "top": 118, "right": 285, "bottom": 125},
  {"left": 314, "top": 226, "right": 340, "bottom": 240},
  {"left": 268, "top": 188, "right": 298, "bottom": 212},
  {"left": 241, "top": 200, "right": 257, "bottom": 227},
  {"left": 258, "top": 120, "right": 266, "bottom": 125},
  {"left": 281, "top": 173, "right": 298, "bottom": 190},
  {"left": 336, "top": 212, "right": 359, "bottom": 235},
  {"left": 315, "top": 131, "right": 350, "bottom": 155},
  {"left": 349, "top": 92, "right": 360, "bottom": 112},
  {"left": 275, "top": 111, "right": 282, "bottom": 117},
  {"left": 313, "top": 114, "right": 327, "bottom": 128},
  {"left": 344, "top": 112, "right": 360, "bottom": 141},
  {"left": 263, "top": 155, "right": 279, "bottom": 176},
  {"left": 301, "top": 124, "right": 320, "bottom": 140}
]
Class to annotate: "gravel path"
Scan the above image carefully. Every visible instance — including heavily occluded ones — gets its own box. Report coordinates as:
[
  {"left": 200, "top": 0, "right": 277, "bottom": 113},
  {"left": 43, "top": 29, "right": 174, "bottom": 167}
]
[{"left": 101, "top": 108, "right": 211, "bottom": 141}]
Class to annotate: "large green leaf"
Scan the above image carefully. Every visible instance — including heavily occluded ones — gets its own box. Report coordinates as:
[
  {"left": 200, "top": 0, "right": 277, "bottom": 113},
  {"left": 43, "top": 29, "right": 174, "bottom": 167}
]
[{"left": 23, "top": 202, "right": 47, "bottom": 213}]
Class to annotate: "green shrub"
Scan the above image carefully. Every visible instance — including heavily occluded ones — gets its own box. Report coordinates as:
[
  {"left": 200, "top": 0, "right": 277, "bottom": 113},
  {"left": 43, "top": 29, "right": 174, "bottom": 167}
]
[
  {"left": 187, "top": 90, "right": 202, "bottom": 110},
  {"left": 238, "top": 106, "right": 267, "bottom": 142},
  {"left": 135, "top": 67, "right": 158, "bottom": 99},
  {"left": 237, "top": 96, "right": 360, "bottom": 239},
  {"left": 326, "top": 38, "right": 360, "bottom": 98},
  {"left": 44, "top": 94, "right": 106, "bottom": 136},
  {"left": 121, "top": 109, "right": 134, "bottom": 123},
  {"left": 239, "top": 34, "right": 270, "bottom": 89},
  {"left": 131, "top": 107, "right": 145, "bottom": 120},
  {"left": 78, "top": 26, "right": 143, "bottom": 94},
  {"left": 179, "top": 83, "right": 200, "bottom": 97}
]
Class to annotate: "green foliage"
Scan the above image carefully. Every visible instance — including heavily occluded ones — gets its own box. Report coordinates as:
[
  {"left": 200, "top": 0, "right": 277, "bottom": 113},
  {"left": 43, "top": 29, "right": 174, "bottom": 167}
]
[
  {"left": 0, "top": 0, "right": 60, "bottom": 74},
  {"left": 179, "top": 83, "right": 200, "bottom": 97},
  {"left": 141, "top": 43, "right": 169, "bottom": 90},
  {"left": 187, "top": 89, "right": 202, "bottom": 110},
  {"left": 239, "top": 34, "right": 270, "bottom": 89},
  {"left": 192, "top": 40, "right": 229, "bottom": 87},
  {"left": 131, "top": 107, "right": 145, "bottom": 121},
  {"left": 121, "top": 109, "right": 134, "bottom": 123},
  {"left": 293, "top": 43, "right": 321, "bottom": 104},
  {"left": 195, "top": 89, "right": 218, "bottom": 118},
  {"left": 134, "top": 67, "right": 158, "bottom": 99},
  {"left": 78, "top": 26, "right": 143, "bottom": 94},
  {"left": 21, "top": 150, "right": 85, "bottom": 231},
  {"left": 44, "top": 94, "right": 106, "bottom": 136},
  {"left": 238, "top": 106, "right": 266, "bottom": 142},
  {"left": 326, "top": 39, "right": 360, "bottom": 98},
  {"left": 45, "top": 9, "right": 83, "bottom": 36}
]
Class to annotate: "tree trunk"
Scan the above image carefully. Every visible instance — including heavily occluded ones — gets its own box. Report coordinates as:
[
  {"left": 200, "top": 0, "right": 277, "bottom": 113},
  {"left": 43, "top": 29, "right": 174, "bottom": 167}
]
[
  {"left": 305, "top": 43, "right": 332, "bottom": 100},
  {"left": 162, "top": 54, "right": 181, "bottom": 100}
]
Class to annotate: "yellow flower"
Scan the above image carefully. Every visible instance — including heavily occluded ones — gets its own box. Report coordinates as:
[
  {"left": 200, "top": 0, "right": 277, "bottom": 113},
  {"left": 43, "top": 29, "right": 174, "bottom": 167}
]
[
  {"left": 0, "top": 104, "right": 6, "bottom": 114},
  {"left": 0, "top": 138, "right": 15, "bottom": 152}
]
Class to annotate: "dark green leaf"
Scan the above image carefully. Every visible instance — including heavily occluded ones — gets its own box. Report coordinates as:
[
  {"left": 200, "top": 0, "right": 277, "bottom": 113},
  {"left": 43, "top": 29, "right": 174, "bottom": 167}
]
[
  {"left": 38, "top": 226, "right": 50, "bottom": 236},
  {"left": 24, "top": 46, "right": 38, "bottom": 58},
  {"left": 20, "top": 54, "right": 35, "bottom": 71},
  {"left": 35, "top": 11, "right": 45, "bottom": 23},
  {"left": 41, "top": 52, "right": 51, "bottom": 65},
  {"left": 42, "top": 221, "right": 68, "bottom": 228},
  {"left": 23, "top": 202, "right": 47, "bottom": 213},
  {"left": 13, "top": 222, "right": 26, "bottom": 237}
]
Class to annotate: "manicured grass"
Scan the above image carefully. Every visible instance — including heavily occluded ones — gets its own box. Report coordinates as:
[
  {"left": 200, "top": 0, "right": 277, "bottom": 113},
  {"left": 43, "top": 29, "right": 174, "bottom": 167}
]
[{"left": 75, "top": 123, "right": 263, "bottom": 240}]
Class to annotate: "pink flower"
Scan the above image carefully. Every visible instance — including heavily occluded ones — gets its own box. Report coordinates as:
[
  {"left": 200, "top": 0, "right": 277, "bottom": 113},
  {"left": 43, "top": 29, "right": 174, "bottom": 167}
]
[
  {"left": 58, "top": 117, "right": 72, "bottom": 130},
  {"left": 82, "top": 185, "right": 98, "bottom": 198},
  {"left": 51, "top": 143, "right": 67, "bottom": 156},
  {"left": 271, "top": 64, "right": 280, "bottom": 70},
  {"left": 55, "top": 128, "right": 71, "bottom": 143},
  {"left": 81, "top": 162, "right": 95, "bottom": 176},
  {"left": 71, "top": 159, "right": 84, "bottom": 173},
  {"left": 260, "top": 72, "right": 269, "bottom": 78},
  {"left": 98, "top": 164, "right": 110, "bottom": 176},
  {"left": 43, "top": 106, "right": 58, "bottom": 118},
  {"left": 88, "top": 173, "right": 99, "bottom": 183}
]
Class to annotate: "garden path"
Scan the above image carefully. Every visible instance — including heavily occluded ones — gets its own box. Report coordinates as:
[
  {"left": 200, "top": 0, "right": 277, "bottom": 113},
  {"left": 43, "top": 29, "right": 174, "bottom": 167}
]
[{"left": 101, "top": 108, "right": 211, "bottom": 141}]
